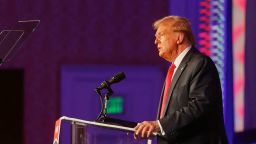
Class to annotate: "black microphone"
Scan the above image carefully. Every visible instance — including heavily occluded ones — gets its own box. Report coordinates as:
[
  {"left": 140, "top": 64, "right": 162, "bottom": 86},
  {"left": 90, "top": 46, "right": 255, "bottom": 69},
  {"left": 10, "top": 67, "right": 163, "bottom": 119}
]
[{"left": 97, "top": 72, "right": 126, "bottom": 90}]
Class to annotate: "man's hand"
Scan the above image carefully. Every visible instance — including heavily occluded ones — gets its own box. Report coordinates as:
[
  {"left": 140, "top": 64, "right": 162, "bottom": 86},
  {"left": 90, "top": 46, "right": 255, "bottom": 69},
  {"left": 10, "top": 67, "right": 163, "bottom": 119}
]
[{"left": 134, "top": 120, "right": 160, "bottom": 139}]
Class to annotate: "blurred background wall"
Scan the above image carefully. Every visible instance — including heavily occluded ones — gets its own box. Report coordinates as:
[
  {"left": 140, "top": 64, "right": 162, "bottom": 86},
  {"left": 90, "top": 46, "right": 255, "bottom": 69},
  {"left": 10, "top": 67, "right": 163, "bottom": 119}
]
[{"left": 0, "top": 0, "right": 255, "bottom": 144}]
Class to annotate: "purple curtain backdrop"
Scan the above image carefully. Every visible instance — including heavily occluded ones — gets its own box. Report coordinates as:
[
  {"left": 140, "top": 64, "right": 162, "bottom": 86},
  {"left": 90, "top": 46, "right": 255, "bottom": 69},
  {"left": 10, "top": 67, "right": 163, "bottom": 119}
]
[
  {"left": 0, "top": 1, "right": 169, "bottom": 144},
  {"left": 245, "top": 0, "right": 256, "bottom": 130}
]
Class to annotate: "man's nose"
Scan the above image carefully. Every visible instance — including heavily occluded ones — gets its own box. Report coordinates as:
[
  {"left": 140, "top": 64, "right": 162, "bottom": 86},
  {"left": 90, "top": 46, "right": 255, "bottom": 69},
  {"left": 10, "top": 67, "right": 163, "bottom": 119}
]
[{"left": 154, "top": 37, "right": 159, "bottom": 45}]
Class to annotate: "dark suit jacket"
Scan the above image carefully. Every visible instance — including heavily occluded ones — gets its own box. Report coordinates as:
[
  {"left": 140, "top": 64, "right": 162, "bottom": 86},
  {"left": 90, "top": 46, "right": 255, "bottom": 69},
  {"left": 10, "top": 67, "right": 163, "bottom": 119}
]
[{"left": 157, "top": 48, "right": 228, "bottom": 144}]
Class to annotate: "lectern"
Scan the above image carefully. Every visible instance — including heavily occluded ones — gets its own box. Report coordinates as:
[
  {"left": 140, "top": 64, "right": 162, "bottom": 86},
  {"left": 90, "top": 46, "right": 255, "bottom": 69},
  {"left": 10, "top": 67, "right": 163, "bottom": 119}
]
[{"left": 53, "top": 116, "right": 153, "bottom": 144}]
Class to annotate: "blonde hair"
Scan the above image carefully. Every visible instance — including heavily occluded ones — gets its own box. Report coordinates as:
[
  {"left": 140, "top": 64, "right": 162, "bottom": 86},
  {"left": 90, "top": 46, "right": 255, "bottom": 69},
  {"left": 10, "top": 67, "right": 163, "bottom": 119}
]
[{"left": 153, "top": 16, "right": 195, "bottom": 45}]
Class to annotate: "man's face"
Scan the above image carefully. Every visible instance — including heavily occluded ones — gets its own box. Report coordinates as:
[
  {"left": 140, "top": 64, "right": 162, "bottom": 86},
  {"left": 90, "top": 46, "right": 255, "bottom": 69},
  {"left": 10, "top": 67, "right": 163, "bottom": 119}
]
[{"left": 154, "top": 24, "right": 178, "bottom": 62}]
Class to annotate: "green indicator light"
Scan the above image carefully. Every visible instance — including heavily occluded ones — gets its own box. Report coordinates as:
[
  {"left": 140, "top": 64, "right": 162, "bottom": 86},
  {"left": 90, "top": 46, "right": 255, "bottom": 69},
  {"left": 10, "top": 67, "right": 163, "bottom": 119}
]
[{"left": 107, "top": 96, "right": 123, "bottom": 114}]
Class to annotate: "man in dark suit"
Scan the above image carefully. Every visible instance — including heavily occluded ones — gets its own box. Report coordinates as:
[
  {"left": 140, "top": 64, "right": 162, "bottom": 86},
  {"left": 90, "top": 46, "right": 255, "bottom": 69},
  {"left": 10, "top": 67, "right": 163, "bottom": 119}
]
[{"left": 134, "top": 16, "right": 228, "bottom": 144}]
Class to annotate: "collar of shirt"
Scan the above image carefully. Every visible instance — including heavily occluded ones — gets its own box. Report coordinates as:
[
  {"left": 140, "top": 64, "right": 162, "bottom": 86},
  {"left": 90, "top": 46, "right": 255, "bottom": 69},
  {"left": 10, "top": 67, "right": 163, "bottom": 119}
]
[{"left": 173, "top": 46, "right": 191, "bottom": 74}]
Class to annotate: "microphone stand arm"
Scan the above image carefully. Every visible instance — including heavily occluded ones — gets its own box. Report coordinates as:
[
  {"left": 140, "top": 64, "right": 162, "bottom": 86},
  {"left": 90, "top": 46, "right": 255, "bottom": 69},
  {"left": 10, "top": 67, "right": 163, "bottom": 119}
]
[{"left": 95, "top": 81, "right": 113, "bottom": 122}]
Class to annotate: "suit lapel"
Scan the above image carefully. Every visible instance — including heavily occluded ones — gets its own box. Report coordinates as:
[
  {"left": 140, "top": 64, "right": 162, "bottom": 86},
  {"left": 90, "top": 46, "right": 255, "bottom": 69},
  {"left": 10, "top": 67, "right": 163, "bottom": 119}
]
[
  {"left": 157, "top": 83, "right": 165, "bottom": 118},
  {"left": 162, "top": 48, "right": 195, "bottom": 116}
]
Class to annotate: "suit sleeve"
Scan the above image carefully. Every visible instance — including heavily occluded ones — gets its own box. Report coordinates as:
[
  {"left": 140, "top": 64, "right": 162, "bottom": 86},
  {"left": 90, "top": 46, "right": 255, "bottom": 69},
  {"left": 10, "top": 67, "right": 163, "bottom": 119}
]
[{"left": 158, "top": 56, "right": 221, "bottom": 141}]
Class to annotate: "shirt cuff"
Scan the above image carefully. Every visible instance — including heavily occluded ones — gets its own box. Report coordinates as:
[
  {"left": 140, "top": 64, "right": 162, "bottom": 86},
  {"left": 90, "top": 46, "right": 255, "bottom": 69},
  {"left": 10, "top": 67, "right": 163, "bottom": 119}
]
[{"left": 157, "top": 120, "right": 165, "bottom": 136}]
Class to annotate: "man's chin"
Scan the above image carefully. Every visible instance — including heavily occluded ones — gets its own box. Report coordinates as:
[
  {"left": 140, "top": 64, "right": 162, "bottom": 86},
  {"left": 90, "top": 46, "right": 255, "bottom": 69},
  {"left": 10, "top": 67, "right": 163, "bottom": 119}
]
[
  {"left": 158, "top": 52, "right": 164, "bottom": 58},
  {"left": 158, "top": 53, "right": 169, "bottom": 61}
]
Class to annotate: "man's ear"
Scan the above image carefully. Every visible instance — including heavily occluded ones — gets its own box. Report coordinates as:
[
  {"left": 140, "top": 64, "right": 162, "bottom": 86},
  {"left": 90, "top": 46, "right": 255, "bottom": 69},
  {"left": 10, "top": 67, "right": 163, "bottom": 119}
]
[{"left": 177, "top": 32, "right": 185, "bottom": 45}]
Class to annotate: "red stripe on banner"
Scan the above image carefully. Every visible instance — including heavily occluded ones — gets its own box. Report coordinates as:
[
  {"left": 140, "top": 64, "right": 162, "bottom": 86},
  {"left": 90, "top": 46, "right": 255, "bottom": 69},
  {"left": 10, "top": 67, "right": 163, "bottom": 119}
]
[{"left": 53, "top": 119, "right": 62, "bottom": 144}]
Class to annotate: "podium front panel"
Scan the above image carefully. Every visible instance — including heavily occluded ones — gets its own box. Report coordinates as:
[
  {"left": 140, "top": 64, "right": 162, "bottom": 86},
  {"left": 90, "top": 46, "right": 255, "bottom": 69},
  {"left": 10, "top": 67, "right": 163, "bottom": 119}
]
[
  {"left": 86, "top": 124, "right": 147, "bottom": 144},
  {"left": 60, "top": 122, "right": 148, "bottom": 144}
]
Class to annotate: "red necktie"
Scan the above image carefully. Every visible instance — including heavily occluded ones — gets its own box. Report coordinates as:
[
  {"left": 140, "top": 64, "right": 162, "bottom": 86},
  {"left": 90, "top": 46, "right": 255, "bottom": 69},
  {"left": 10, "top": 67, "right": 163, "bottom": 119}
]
[{"left": 160, "top": 64, "right": 176, "bottom": 118}]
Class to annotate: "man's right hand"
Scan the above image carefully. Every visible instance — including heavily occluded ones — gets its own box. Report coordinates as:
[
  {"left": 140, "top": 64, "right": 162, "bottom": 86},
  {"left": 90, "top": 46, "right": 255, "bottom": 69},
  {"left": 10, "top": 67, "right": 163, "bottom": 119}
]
[{"left": 133, "top": 120, "right": 160, "bottom": 139}]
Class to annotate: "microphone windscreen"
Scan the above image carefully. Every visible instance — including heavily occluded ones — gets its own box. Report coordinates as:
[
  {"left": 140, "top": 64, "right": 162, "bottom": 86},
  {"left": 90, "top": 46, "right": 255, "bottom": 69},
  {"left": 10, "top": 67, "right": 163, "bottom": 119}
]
[{"left": 110, "top": 72, "right": 126, "bottom": 84}]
